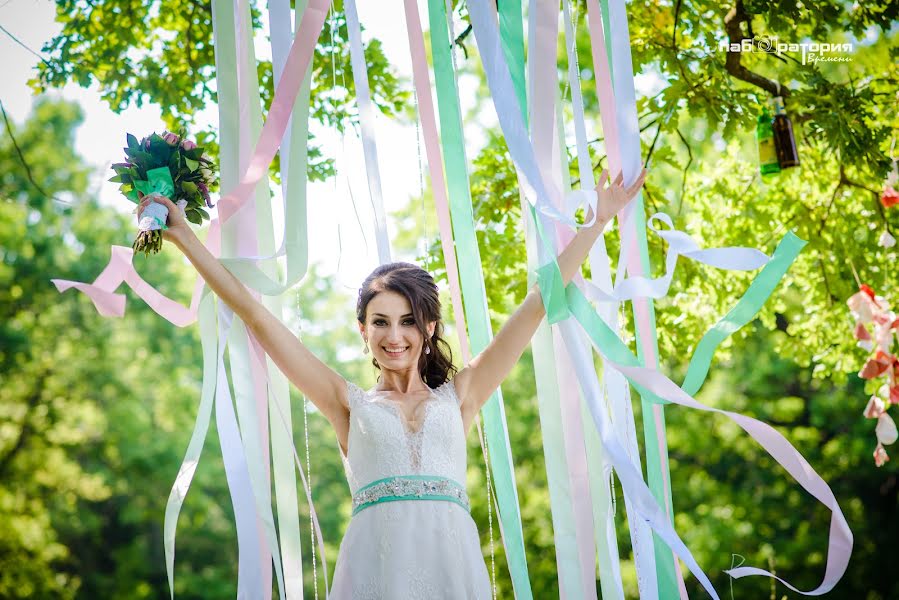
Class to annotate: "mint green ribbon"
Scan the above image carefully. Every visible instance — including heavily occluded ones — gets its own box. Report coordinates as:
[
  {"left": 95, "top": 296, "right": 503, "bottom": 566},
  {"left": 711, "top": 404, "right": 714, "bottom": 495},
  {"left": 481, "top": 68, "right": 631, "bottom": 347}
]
[
  {"left": 428, "top": 0, "right": 533, "bottom": 596},
  {"left": 130, "top": 166, "right": 176, "bottom": 230},
  {"left": 127, "top": 165, "right": 175, "bottom": 204},
  {"left": 679, "top": 232, "right": 806, "bottom": 396}
]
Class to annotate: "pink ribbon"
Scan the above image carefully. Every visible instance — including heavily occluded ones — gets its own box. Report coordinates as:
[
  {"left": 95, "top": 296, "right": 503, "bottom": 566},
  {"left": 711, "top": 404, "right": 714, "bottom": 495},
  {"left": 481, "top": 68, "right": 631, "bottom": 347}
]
[
  {"left": 53, "top": 0, "right": 333, "bottom": 326},
  {"left": 531, "top": 2, "right": 599, "bottom": 594},
  {"left": 401, "top": 0, "right": 471, "bottom": 365}
]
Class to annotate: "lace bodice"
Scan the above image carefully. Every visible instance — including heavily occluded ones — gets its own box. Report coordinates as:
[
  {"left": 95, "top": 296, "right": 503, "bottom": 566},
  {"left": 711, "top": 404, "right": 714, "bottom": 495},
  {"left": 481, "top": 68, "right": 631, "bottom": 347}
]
[{"left": 340, "top": 379, "right": 467, "bottom": 494}]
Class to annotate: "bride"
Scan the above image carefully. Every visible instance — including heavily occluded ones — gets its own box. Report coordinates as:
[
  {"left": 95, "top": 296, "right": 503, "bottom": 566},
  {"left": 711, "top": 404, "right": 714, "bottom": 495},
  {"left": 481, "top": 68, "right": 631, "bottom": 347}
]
[{"left": 138, "top": 168, "right": 645, "bottom": 598}]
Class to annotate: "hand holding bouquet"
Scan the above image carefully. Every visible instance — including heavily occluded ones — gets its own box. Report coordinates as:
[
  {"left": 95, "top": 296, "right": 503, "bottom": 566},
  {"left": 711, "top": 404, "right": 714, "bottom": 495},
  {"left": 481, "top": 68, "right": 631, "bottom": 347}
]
[{"left": 110, "top": 131, "right": 218, "bottom": 255}]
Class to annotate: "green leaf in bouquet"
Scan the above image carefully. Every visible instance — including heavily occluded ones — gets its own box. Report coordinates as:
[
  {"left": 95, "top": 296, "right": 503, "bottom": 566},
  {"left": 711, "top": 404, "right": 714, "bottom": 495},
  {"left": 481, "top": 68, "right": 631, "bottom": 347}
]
[
  {"left": 109, "top": 174, "right": 124, "bottom": 183},
  {"left": 184, "top": 157, "right": 199, "bottom": 172},
  {"left": 148, "top": 141, "right": 172, "bottom": 166},
  {"left": 194, "top": 207, "right": 210, "bottom": 220},
  {"left": 181, "top": 181, "right": 198, "bottom": 195},
  {"left": 182, "top": 147, "right": 204, "bottom": 161},
  {"left": 185, "top": 209, "right": 203, "bottom": 225},
  {"left": 126, "top": 133, "right": 139, "bottom": 150},
  {"left": 129, "top": 150, "right": 154, "bottom": 165}
]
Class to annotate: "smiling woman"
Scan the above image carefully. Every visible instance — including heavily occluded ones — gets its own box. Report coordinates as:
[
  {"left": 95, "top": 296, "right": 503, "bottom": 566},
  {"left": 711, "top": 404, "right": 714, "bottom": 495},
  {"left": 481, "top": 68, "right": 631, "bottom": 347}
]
[
  {"left": 136, "top": 165, "right": 642, "bottom": 598},
  {"left": 356, "top": 262, "right": 457, "bottom": 390}
]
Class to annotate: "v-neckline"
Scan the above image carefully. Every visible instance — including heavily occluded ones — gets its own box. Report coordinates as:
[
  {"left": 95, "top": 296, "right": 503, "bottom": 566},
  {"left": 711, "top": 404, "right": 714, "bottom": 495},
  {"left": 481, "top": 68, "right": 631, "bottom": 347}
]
[{"left": 367, "top": 387, "right": 439, "bottom": 436}]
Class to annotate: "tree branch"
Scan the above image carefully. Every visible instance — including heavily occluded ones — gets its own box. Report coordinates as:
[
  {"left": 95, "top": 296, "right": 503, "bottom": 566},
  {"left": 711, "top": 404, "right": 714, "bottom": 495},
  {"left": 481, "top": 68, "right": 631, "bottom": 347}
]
[
  {"left": 817, "top": 167, "right": 845, "bottom": 237},
  {"left": 723, "top": 0, "right": 789, "bottom": 98},
  {"left": 0, "top": 100, "right": 69, "bottom": 205},
  {"left": 674, "top": 127, "right": 694, "bottom": 217},
  {"left": 842, "top": 175, "right": 895, "bottom": 238}
]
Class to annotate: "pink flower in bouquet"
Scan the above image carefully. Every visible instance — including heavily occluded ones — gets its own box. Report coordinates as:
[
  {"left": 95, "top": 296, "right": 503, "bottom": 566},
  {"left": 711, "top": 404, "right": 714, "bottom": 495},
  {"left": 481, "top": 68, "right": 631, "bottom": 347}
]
[
  {"left": 181, "top": 139, "right": 197, "bottom": 151},
  {"left": 162, "top": 131, "right": 180, "bottom": 145}
]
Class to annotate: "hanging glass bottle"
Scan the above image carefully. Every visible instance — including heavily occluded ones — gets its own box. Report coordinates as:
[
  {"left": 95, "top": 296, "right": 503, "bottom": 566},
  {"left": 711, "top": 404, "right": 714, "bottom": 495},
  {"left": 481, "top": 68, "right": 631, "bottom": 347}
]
[
  {"left": 757, "top": 105, "right": 780, "bottom": 176},
  {"left": 772, "top": 95, "right": 800, "bottom": 168}
]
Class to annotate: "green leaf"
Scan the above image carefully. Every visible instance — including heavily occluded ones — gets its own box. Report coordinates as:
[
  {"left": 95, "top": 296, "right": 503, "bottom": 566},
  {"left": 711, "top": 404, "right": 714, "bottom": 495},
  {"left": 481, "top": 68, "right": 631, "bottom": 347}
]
[
  {"left": 180, "top": 181, "right": 197, "bottom": 194},
  {"left": 185, "top": 209, "right": 202, "bottom": 225}
]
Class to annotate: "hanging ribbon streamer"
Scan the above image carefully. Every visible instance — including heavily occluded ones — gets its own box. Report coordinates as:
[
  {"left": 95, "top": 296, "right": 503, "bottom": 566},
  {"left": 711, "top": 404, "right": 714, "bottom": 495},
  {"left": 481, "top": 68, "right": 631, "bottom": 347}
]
[
  {"left": 225, "top": 0, "right": 277, "bottom": 595},
  {"left": 559, "top": 2, "right": 643, "bottom": 597},
  {"left": 400, "top": 0, "right": 469, "bottom": 363},
  {"left": 268, "top": 0, "right": 309, "bottom": 273},
  {"left": 162, "top": 288, "right": 216, "bottom": 597},
  {"left": 582, "top": 213, "right": 770, "bottom": 303},
  {"left": 345, "top": 0, "right": 392, "bottom": 264},
  {"left": 53, "top": 0, "right": 332, "bottom": 319},
  {"left": 519, "top": 1, "right": 601, "bottom": 597},
  {"left": 596, "top": 0, "right": 682, "bottom": 592},
  {"left": 212, "top": 305, "right": 266, "bottom": 597},
  {"left": 467, "top": 0, "right": 852, "bottom": 596},
  {"left": 563, "top": 281, "right": 853, "bottom": 596},
  {"left": 526, "top": 2, "right": 604, "bottom": 598},
  {"left": 427, "top": 0, "right": 533, "bottom": 596}
]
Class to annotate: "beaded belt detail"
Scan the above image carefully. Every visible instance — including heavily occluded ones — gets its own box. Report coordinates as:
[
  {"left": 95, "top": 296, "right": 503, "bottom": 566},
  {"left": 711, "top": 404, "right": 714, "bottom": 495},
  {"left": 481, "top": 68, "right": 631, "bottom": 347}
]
[{"left": 352, "top": 475, "right": 470, "bottom": 516}]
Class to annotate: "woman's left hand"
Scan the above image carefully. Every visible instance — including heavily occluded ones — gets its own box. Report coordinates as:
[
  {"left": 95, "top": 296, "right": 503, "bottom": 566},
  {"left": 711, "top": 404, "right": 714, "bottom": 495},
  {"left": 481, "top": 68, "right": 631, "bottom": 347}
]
[{"left": 587, "top": 168, "right": 647, "bottom": 229}]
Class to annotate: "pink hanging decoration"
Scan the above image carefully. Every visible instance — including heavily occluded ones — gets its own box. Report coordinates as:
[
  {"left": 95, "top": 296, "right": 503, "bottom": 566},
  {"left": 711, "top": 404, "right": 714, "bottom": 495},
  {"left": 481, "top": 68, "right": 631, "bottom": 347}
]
[
  {"left": 849, "top": 284, "right": 899, "bottom": 465},
  {"left": 864, "top": 396, "right": 885, "bottom": 419},
  {"left": 881, "top": 186, "right": 899, "bottom": 209}
]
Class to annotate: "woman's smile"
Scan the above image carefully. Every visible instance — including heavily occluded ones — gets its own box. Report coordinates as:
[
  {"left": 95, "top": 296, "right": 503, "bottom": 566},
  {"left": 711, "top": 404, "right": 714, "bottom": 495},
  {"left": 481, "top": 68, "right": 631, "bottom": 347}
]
[{"left": 383, "top": 346, "right": 409, "bottom": 357}]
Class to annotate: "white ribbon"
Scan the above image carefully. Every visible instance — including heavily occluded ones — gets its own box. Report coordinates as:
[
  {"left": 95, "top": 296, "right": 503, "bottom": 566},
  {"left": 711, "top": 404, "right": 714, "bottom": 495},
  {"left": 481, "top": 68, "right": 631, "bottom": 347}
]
[
  {"left": 583, "top": 213, "right": 771, "bottom": 303},
  {"left": 345, "top": 0, "right": 392, "bottom": 264}
]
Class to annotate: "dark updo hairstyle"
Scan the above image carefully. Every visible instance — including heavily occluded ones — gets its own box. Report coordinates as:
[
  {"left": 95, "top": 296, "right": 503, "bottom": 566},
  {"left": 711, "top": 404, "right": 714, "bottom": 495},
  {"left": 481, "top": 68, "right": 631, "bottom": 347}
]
[{"left": 356, "top": 262, "right": 457, "bottom": 388}]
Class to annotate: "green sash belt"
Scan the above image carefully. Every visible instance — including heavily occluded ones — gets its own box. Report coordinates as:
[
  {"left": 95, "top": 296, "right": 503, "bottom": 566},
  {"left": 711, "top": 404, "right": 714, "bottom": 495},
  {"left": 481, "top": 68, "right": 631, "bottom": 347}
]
[{"left": 352, "top": 475, "right": 470, "bottom": 516}]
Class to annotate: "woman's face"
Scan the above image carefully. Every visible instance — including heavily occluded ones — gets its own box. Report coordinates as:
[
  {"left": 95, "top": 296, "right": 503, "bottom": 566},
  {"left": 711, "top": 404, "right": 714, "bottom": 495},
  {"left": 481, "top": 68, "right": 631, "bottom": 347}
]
[{"left": 360, "top": 290, "right": 435, "bottom": 372}]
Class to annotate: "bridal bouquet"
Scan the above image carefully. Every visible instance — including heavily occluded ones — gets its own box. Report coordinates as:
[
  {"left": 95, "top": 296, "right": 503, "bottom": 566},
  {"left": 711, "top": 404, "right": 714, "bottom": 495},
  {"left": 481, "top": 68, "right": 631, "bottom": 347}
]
[{"left": 110, "top": 131, "right": 217, "bottom": 255}]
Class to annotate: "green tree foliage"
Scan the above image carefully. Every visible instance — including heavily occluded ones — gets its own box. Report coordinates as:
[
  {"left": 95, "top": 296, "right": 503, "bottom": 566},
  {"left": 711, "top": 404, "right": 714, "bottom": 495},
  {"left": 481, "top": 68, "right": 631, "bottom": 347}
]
[
  {"left": 444, "top": 0, "right": 899, "bottom": 381},
  {"left": 1, "top": 97, "right": 291, "bottom": 598},
  {"left": 30, "top": 0, "right": 410, "bottom": 181},
  {"left": 1, "top": 99, "right": 381, "bottom": 598}
]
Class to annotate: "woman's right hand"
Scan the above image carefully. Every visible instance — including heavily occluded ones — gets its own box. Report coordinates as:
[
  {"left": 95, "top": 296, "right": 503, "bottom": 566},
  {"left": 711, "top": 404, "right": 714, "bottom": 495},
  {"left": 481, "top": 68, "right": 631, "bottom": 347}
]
[{"left": 136, "top": 192, "right": 193, "bottom": 247}]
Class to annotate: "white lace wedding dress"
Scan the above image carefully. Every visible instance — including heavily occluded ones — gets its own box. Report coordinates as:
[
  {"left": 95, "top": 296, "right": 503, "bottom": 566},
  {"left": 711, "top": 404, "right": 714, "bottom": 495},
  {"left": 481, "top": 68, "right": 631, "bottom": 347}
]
[{"left": 330, "top": 378, "right": 492, "bottom": 599}]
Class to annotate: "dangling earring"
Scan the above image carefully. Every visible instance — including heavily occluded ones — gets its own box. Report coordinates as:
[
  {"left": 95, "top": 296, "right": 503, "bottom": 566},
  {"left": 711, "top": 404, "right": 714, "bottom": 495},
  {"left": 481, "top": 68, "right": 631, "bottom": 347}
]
[
  {"left": 425, "top": 343, "right": 431, "bottom": 355},
  {"left": 363, "top": 340, "right": 369, "bottom": 355}
]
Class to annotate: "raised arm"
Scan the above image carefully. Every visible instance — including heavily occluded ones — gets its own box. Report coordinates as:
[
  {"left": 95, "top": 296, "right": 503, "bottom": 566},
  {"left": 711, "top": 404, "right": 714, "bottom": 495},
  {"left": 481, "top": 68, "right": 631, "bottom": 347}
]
[
  {"left": 453, "top": 169, "right": 646, "bottom": 415},
  {"left": 138, "top": 195, "right": 349, "bottom": 426}
]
